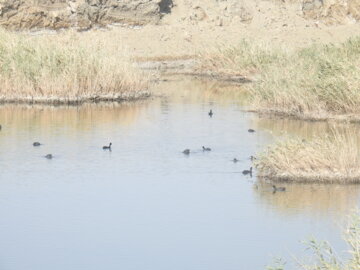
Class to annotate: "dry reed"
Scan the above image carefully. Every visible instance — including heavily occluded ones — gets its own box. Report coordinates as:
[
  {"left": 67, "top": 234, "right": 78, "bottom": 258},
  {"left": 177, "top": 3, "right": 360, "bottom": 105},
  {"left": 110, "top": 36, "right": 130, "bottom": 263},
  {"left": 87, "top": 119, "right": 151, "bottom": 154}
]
[
  {"left": 0, "top": 29, "right": 150, "bottom": 104},
  {"left": 250, "top": 37, "right": 360, "bottom": 120},
  {"left": 200, "top": 38, "right": 360, "bottom": 120},
  {"left": 256, "top": 128, "right": 360, "bottom": 183}
]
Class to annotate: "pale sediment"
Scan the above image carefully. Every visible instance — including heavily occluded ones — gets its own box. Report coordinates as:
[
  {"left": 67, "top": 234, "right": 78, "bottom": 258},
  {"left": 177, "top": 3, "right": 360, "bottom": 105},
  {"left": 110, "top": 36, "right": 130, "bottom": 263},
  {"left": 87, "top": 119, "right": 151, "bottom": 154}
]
[
  {"left": 250, "top": 109, "right": 360, "bottom": 123},
  {"left": 257, "top": 174, "right": 360, "bottom": 184},
  {"left": 0, "top": 91, "right": 151, "bottom": 105}
]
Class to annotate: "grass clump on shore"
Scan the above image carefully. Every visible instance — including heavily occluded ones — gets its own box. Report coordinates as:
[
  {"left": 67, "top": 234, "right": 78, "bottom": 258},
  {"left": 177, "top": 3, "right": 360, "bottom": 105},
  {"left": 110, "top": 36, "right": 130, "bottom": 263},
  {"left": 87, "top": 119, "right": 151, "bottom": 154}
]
[
  {"left": 198, "top": 40, "right": 288, "bottom": 77},
  {"left": 267, "top": 210, "right": 360, "bottom": 270},
  {"left": 256, "top": 129, "right": 360, "bottom": 183},
  {"left": 201, "top": 38, "right": 360, "bottom": 120},
  {"left": 0, "top": 29, "right": 149, "bottom": 104},
  {"left": 250, "top": 37, "right": 360, "bottom": 120}
]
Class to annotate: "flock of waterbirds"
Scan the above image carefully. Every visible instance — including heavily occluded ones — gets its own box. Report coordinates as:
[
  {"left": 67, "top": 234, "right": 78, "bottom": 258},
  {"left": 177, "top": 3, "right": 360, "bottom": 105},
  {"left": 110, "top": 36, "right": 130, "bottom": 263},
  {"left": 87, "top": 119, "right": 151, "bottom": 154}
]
[
  {"left": 30, "top": 140, "right": 113, "bottom": 159},
  {"left": 185, "top": 109, "right": 256, "bottom": 175},
  {"left": 0, "top": 109, "right": 285, "bottom": 192},
  {"left": 184, "top": 110, "right": 286, "bottom": 193}
]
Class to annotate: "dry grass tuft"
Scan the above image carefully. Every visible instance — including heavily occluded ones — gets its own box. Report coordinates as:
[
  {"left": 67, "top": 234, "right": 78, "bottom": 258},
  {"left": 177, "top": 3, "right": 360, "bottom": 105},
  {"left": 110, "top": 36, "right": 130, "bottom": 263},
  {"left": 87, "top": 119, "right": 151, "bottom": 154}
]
[
  {"left": 250, "top": 37, "right": 360, "bottom": 120},
  {"left": 197, "top": 40, "right": 289, "bottom": 77},
  {"left": 200, "top": 37, "right": 360, "bottom": 120},
  {"left": 256, "top": 128, "right": 360, "bottom": 183},
  {"left": 0, "top": 29, "right": 150, "bottom": 104}
]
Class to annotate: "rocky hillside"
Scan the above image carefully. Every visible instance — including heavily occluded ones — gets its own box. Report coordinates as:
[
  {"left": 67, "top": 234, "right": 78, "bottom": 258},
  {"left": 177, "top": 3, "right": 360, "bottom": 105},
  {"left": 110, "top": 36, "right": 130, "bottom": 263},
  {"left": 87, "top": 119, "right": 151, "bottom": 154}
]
[
  {"left": 0, "top": 0, "right": 173, "bottom": 30},
  {"left": 303, "top": 0, "right": 360, "bottom": 24},
  {"left": 0, "top": 0, "right": 358, "bottom": 30}
]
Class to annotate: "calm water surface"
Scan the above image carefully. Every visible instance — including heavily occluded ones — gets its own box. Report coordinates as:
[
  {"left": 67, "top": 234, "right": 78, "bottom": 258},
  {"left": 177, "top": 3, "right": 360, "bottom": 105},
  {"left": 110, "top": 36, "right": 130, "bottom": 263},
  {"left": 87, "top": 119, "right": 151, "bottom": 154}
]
[{"left": 0, "top": 77, "right": 359, "bottom": 270}]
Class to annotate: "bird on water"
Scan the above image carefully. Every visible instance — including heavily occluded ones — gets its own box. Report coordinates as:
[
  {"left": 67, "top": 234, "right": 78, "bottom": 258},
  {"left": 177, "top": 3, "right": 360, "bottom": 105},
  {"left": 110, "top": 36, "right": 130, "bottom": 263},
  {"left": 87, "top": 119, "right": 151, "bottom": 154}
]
[
  {"left": 44, "top": 154, "right": 53, "bottom": 159},
  {"left": 208, "top": 110, "right": 213, "bottom": 117},
  {"left": 183, "top": 149, "right": 190, "bottom": 155},
  {"left": 33, "top": 142, "right": 41, "bottom": 146},
  {"left": 233, "top": 158, "right": 239, "bottom": 163},
  {"left": 202, "top": 146, "right": 211, "bottom": 151},
  {"left": 248, "top": 129, "right": 255, "bottom": 133},
  {"left": 272, "top": 185, "right": 286, "bottom": 193},
  {"left": 242, "top": 167, "right": 252, "bottom": 175},
  {"left": 103, "top": 143, "right": 112, "bottom": 150}
]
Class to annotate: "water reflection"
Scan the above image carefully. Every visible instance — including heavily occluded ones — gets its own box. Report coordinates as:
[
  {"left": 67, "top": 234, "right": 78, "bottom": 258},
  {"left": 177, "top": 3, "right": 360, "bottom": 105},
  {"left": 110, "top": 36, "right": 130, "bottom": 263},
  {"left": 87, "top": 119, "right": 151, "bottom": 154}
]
[
  {"left": 252, "top": 116, "right": 360, "bottom": 218},
  {"left": 253, "top": 181, "right": 360, "bottom": 217},
  {"left": 0, "top": 76, "right": 358, "bottom": 270},
  {"left": 152, "top": 76, "right": 248, "bottom": 106},
  {"left": 0, "top": 102, "right": 148, "bottom": 134},
  {"left": 255, "top": 115, "right": 360, "bottom": 139}
]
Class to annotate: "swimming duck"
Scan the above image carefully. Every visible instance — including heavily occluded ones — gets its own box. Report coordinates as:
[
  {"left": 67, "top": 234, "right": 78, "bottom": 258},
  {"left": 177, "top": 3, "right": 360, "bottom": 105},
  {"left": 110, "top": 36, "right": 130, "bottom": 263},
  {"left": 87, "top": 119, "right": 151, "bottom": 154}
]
[
  {"left": 272, "top": 185, "right": 286, "bottom": 192},
  {"left": 44, "top": 154, "right": 53, "bottom": 159},
  {"left": 103, "top": 143, "right": 112, "bottom": 150},
  {"left": 208, "top": 110, "right": 213, "bottom": 117},
  {"left": 250, "top": 155, "right": 257, "bottom": 161},
  {"left": 202, "top": 146, "right": 211, "bottom": 151},
  {"left": 248, "top": 129, "right": 255, "bottom": 133},
  {"left": 242, "top": 167, "right": 252, "bottom": 175},
  {"left": 183, "top": 149, "right": 190, "bottom": 155},
  {"left": 33, "top": 142, "right": 41, "bottom": 146},
  {"left": 233, "top": 158, "right": 239, "bottom": 163}
]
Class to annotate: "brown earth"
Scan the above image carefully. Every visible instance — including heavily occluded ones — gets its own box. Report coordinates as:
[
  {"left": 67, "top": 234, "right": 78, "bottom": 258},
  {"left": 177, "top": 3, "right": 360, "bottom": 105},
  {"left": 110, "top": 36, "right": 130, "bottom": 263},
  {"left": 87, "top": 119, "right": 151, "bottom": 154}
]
[{"left": 1, "top": 0, "right": 360, "bottom": 59}]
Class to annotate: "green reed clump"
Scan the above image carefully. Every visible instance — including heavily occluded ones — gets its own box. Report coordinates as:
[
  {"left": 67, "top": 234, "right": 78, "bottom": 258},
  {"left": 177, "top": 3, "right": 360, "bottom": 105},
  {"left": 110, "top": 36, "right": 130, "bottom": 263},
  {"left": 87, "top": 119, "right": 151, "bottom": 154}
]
[
  {"left": 256, "top": 128, "right": 360, "bottom": 183},
  {"left": 0, "top": 29, "right": 149, "bottom": 104}
]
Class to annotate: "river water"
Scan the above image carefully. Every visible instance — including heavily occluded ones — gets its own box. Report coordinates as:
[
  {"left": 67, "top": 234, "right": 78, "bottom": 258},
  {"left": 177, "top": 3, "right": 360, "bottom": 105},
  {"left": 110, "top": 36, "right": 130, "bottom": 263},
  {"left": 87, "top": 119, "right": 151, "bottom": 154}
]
[{"left": 0, "top": 77, "right": 359, "bottom": 270}]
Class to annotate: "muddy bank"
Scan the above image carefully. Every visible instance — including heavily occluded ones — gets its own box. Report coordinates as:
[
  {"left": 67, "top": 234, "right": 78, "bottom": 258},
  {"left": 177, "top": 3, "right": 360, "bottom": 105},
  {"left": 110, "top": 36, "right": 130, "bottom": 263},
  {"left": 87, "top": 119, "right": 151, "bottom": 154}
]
[{"left": 0, "top": 91, "right": 151, "bottom": 106}]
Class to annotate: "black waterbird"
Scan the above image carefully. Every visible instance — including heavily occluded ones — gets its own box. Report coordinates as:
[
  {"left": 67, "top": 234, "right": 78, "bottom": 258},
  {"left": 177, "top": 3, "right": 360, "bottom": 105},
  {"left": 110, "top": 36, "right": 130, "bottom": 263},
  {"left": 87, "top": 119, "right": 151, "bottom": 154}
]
[
  {"left": 103, "top": 143, "right": 112, "bottom": 150},
  {"left": 33, "top": 142, "right": 41, "bottom": 146},
  {"left": 183, "top": 149, "right": 190, "bottom": 155},
  {"left": 202, "top": 146, "right": 211, "bottom": 151},
  {"left": 44, "top": 154, "right": 53, "bottom": 159},
  {"left": 248, "top": 129, "right": 255, "bottom": 133},
  {"left": 208, "top": 110, "right": 213, "bottom": 117},
  {"left": 242, "top": 167, "right": 252, "bottom": 176}
]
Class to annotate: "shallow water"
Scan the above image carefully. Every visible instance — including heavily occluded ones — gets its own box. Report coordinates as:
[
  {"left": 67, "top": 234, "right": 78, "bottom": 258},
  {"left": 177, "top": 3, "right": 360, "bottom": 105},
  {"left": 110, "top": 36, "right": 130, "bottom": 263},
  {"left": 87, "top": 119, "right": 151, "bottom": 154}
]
[{"left": 0, "top": 77, "right": 359, "bottom": 270}]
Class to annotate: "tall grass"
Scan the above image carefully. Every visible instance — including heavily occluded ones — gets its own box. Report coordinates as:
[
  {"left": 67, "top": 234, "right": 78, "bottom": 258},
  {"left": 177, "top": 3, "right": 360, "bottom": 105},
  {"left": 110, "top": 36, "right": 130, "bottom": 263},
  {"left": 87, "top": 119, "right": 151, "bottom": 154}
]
[
  {"left": 0, "top": 29, "right": 149, "bottom": 104},
  {"left": 256, "top": 128, "right": 360, "bottom": 183},
  {"left": 250, "top": 37, "right": 360, "bottom": 120},
  {"left": 200, "top": 38, "right": 360, "bottom": 120},
  {"left": 267, "top": 210, "right": 360, "bottom": 270},
  {"left": 198, "top": 40, "right": 288, "bottom": 77}
]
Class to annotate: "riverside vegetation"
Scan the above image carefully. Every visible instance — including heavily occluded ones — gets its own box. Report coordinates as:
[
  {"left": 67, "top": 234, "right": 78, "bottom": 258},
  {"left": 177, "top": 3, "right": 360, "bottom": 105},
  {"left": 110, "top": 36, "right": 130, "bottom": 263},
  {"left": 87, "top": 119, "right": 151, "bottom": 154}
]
[
  {"left": 199, "top": 37, "right": 360, "bottom": 121},
  {"left": 256, "top": 128, "right": 360, "bottom": 183},
  {"left": 268, "top": 210, "right": 360, "bottom": 270},
  {"left": 200, "top": 38, "right": 360, "bottom": 183},
  {"left": 0, "top": 29, "right": 149, "bottom": 104}
]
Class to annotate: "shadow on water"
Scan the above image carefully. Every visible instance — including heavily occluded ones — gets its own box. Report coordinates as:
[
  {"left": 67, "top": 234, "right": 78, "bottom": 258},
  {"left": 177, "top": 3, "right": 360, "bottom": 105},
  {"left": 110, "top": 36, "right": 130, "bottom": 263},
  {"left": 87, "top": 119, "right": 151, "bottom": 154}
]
[
  {"left": 0, "top": 76, "right": 359, "bottom": 270},
  {"left": 254, "top": 181, "right": 360, "bottom": 218},
  {"left": 255, "top": 115, "right": 360, "bottom": 139}
]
